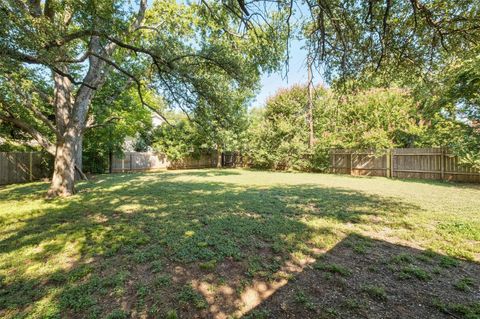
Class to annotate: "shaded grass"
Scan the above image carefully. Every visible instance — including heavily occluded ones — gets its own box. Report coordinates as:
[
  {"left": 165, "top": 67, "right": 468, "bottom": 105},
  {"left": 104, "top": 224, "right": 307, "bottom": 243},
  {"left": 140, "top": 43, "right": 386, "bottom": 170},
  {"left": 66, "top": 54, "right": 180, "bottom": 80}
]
[{"left": 0, "top": 169, "right": 479, "bottom": 318}]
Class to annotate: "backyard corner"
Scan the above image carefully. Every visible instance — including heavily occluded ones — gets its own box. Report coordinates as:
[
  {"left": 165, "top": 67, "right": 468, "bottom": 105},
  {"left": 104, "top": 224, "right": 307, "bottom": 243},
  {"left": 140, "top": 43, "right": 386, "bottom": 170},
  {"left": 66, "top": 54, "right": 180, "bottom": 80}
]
[{"left": 0, "top": 169, "right": 479, "bottom": 318}]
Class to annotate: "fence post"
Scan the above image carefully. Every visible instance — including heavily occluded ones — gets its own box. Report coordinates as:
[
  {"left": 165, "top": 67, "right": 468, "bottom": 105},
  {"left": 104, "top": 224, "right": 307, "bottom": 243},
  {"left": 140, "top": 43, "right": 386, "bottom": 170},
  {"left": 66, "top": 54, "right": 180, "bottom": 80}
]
[
  {"left": 390, "top": 149, "right": 394, "bottom": 178},
  {"left": 130, "top": 153, "right": 133, "bottom": 171},
  {"left": 349, "top": 152, "right": 353, "bottom": 175},
  {"left": 121, "top": 157, "right": 125, "bottom": 172},
  {"left": 331, "top": 151, "right": 335, "bottom": 173},
  {"left": 386, "top": 149, "right": 391, "bottom": 178},
  {"left": 29, "top": 152, "right": 33, "bottom": 181},
  {"left": 109, "top": 152, "right": 112, "bottom": 174},
  {"left": 440, "top": 147, "right": 445, "bottom": 181}
]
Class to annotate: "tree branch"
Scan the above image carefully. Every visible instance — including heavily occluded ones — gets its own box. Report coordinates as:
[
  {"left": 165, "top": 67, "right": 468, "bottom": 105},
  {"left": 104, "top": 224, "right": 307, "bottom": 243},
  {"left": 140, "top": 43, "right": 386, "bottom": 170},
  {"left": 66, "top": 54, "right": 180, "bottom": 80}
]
[
  {"left": 131, "top": 0, "right": 147, "bottom": 31},
  {"left": 1, "top": 46, "right": 97, "bottom": 89},
  {"left": 88, "top": 52, "right": 171, "bottom": 126},
  {"left": 85, "top": 116, "right": 121, "bottom": 130},
  {"left": 0, "top": 112, "right": 56, "bottom": 155},
  {"left": 14, "top": 88, "right": 58, "bottom": 136}
]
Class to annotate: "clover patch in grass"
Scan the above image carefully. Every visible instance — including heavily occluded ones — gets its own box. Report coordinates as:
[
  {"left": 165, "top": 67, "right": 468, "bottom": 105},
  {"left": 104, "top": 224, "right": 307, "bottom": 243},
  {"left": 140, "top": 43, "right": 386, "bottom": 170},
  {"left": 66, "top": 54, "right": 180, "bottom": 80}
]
[
  {"left": 399, "top": 265, "right": 431, "bottom": 281},
  {"left": 454, "top": 277, "right": 475, "bottom": 292},
  {"left": 361, "top": 284, "right": 388, "bottom": 301},
  {"left": 294, "top": 289, "right": 316, "bottom": 311},
  {"left": 177, "top": 284, "right": 208, "bottom": 310},
  {"left": 433, "top": 299, "right": 480, "bottom": 319},
  {"left": 314, "top": 262, "right": 351, "bottom": 277}
]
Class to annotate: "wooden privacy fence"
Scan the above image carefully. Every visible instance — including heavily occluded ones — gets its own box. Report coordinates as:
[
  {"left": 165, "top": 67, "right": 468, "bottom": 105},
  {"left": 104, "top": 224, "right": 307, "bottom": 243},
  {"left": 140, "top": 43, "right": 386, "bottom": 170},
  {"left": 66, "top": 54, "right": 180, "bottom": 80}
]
[
  {"left": 0, "top": 152, "right": 53, "bottom": 185},
  {"left": 0, "top": 151, "right": 248, "bottom": 185},
  {"left": 110, "top": 152, "right": 225, "bottom": 171},
  {"left": 110, "top": 151, "right": 250, "bottom": 171},
  {"left": 222, "top": 152, "right": 250, "bottom": 168},
  {"left": 110, "top": 152, "right": 170, "bottom": 172},
  {"left": 167, "top": 153, "right": 218, "bottom": 170},
  {"left": 111, "top": 151, "right": 251, "bottom": 171},
  {"left": 330, "top": 148, "right": 480, "bottom": 183}
]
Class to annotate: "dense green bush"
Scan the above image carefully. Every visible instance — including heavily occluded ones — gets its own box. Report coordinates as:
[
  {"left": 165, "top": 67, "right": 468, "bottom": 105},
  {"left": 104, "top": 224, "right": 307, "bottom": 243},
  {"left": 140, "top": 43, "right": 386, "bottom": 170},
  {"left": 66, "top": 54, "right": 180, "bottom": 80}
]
[{"left": 245, "top": 85, "right": 423, "bottom": 171}]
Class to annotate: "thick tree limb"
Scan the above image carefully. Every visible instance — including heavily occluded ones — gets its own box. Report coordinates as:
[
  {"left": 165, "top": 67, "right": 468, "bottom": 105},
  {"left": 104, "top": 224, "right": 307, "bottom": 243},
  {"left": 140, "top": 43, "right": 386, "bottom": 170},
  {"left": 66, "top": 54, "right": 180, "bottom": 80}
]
[
  {"left": 0, "top": 111, "right": 88, "bottom": 180},
  {"left": 44, "top": 0, "right": 54, "bottom": 21},
  {"left": 7, "top": 83, "right": 58, "bottom": 136},
  {"left": 0, "top": 113, "right": 56, "bottom": 155},
  {"left": 1, "top": 47, "right": 97, "bottom": 89},
  {"left": 27, "top": 0, "right": 41, "bottom": 17},
  {"left": 75, "top": 165, "right": 88, "bottom": 180},
  {"left": 85, "top": 116, "right": 121, "bottom": 130},
  {"left": 237, "top": 0, "right": 249, "bottom": 16},
  {"left": 132, "top": 0, "right": 147, "bottom": 31}
]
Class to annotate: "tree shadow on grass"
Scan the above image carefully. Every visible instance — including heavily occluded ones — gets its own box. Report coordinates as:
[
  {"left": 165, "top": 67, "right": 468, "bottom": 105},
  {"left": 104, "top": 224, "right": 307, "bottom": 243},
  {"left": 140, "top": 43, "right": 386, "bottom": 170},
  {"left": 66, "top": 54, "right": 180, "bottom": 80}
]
[
  {"left": 164, "top": 168, "right": 242, "bottom": 177},
  {"left": 0, "top": 172, "right": 473, "bottom": 318},
  {"left": 245, "top": 234, "right": 480, "bottom": 319},
  {"left": 0, "top": 181, "right": 49, "bottom": 200}
]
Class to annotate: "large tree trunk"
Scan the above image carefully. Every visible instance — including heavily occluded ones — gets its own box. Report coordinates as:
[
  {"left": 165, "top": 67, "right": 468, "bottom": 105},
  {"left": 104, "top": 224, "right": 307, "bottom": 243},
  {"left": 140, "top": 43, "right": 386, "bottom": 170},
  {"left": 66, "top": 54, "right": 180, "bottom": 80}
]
[
  {"left": 45, "top": 37, "right": 115, "bottom": 197},
  {"left": 47, "top": 49, "right": 107, "bottom": 196},
  {"left": 48, "top": 68, "right": 76, "bottom": 197},
  {"left": 47, "top": 135, "right": 77, "bottom": 197}
]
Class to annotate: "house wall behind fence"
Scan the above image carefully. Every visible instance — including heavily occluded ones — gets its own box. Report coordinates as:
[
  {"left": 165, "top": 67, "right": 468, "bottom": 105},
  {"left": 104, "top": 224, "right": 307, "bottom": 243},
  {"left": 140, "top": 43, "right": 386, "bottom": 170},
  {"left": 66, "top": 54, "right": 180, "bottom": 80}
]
[{"left": 330, "top": 148, "right": 480, "bottom": 183}]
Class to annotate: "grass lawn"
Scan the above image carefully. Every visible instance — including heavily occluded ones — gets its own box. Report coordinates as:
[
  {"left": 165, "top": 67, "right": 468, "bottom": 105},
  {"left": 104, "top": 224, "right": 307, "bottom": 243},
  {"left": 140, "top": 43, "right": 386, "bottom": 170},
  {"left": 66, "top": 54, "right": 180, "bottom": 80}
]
[{"left": 0, "top": 169, "right": 479, "bottom": 318}]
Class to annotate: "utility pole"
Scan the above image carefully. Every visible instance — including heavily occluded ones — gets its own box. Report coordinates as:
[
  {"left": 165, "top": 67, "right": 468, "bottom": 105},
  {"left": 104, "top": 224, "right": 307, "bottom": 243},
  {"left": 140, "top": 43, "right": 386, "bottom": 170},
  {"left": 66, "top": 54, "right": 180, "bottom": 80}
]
[{"left": 307, "top": 54, "right": 314, "bottom": 149}]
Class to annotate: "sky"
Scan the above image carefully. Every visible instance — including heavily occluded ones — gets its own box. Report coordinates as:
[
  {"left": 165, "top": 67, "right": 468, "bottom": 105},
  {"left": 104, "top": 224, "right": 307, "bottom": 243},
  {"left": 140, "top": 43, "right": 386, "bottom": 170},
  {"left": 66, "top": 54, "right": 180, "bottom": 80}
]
[{"left": 251, "top": 22, "right": 324, "bottom": 107}]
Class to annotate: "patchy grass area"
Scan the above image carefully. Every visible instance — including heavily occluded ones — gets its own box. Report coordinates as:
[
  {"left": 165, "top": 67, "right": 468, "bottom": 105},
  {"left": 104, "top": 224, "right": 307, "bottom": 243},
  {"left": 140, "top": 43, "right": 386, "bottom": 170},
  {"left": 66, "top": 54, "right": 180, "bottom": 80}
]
[{"left": 0, "top": 169, "right": 479, "bottom": 318}]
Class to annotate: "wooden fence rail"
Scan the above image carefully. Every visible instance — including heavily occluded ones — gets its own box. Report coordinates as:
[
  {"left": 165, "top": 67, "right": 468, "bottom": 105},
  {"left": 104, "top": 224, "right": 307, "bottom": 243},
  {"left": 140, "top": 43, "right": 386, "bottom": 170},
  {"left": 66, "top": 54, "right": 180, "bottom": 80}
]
[{"left": 330, "top": 148, "right": 480, "bottom": 183}]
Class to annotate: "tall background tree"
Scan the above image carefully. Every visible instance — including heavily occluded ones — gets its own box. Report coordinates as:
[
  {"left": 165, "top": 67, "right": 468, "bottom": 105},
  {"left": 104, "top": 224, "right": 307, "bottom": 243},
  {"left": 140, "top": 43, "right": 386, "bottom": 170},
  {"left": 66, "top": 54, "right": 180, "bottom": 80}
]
[{"left": 246, "top": 85, "right": 421, "bottom": 170}]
